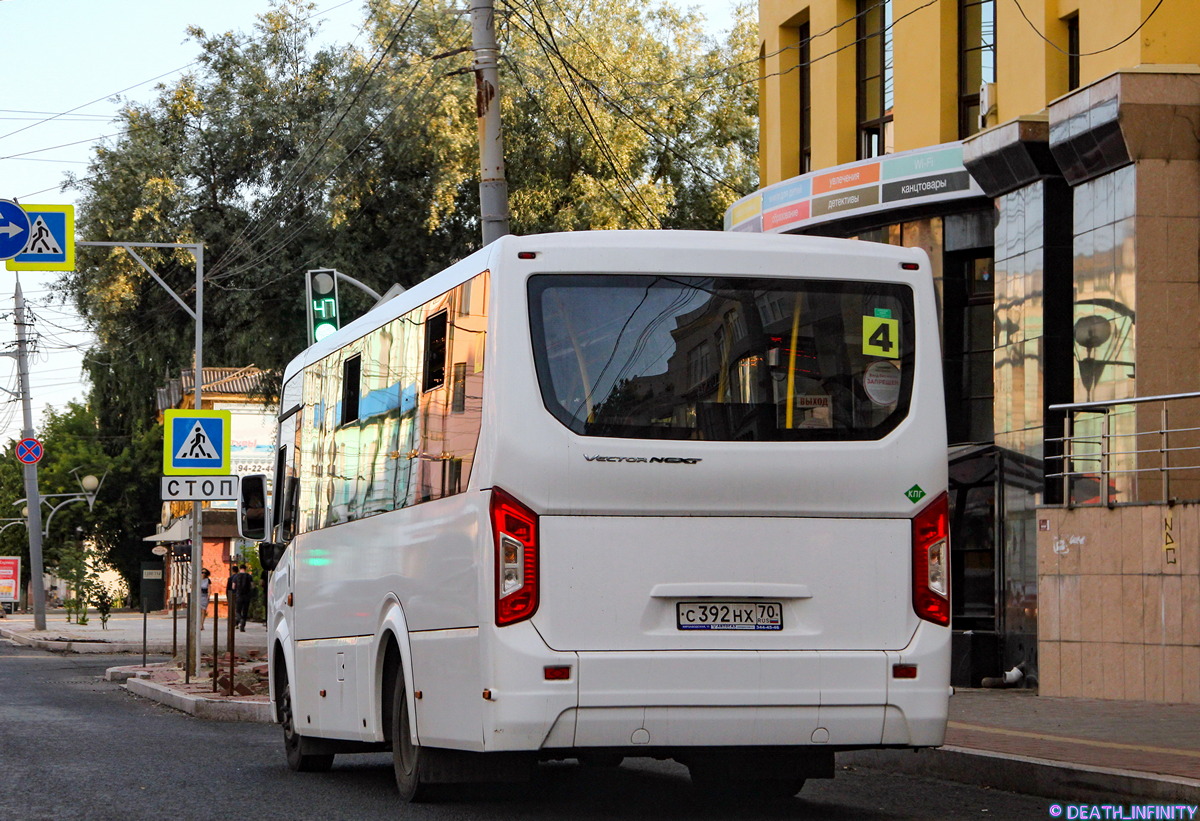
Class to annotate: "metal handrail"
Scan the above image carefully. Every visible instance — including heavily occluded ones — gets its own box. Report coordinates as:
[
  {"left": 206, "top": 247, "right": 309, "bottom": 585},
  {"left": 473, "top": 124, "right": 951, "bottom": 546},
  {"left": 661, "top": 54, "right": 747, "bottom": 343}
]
[
  {"left": 1048, "top": 390, "right": 1200, "bottom": 411},
  {"left": 1047, "top": 391, "right": 1200, "bottom": 506}
]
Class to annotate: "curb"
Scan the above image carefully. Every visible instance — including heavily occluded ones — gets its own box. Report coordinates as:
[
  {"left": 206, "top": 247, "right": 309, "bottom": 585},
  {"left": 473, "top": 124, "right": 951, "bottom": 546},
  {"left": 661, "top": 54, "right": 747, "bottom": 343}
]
[
  {"left": 0, "top": 625, "right": 176, "bottom": 655},
  {"left": 121, "top": 675, "right": 273, "bottom": 723},
  {"left": 842, "top": 747, "right": 1200, "bottom": 804}
]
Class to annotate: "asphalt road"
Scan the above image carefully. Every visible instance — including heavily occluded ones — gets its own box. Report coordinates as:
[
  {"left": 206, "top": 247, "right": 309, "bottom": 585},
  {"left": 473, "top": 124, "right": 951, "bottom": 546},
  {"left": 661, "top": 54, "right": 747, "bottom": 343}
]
[{"left": 0, "top": 640, "right": 1053, "bottom": 820}]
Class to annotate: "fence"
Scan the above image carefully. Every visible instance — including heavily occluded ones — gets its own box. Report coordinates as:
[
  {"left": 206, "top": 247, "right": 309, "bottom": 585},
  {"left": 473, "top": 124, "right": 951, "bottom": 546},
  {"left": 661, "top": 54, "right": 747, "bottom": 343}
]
[{"left": 1047, "top": 391, "right": 1200, "bottom": 507}]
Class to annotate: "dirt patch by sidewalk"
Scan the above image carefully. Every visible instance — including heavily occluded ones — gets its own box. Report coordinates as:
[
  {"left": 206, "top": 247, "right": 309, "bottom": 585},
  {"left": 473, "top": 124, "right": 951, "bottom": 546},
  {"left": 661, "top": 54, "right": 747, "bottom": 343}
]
[{"left": 120, "top": 652, "right": 270, "bottom": 701}]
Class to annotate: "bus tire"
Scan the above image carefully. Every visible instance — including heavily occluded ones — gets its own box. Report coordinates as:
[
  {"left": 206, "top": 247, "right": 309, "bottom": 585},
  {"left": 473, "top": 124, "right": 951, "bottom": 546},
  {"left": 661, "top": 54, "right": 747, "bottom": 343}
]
[
  {"left": 278, "top": 676, "right": 334, "bottom": 773},
  {"left": 391, "top": 665, "right": 431, "bottom": 802}
]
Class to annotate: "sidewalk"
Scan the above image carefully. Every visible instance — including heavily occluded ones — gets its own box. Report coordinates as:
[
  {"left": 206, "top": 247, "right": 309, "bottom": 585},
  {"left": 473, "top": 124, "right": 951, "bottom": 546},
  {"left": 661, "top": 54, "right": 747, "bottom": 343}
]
[
  {"left": 0, "top": 608, "right": 267, "bottom": 655},
  {"left": 0, "top": 608, "right": 271, "bottom": 722},
  {"left": 4, "top": 610, "right": 1198, "bottom": 803},
  {"left": 846, "top": 688, "right": 1200, "bottom": 804}
]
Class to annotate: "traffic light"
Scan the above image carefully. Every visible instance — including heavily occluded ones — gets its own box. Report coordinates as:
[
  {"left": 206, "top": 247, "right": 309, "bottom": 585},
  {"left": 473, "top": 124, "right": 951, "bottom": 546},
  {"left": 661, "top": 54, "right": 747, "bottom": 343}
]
[{"left": 306, "top": 269, "right": 340, "bottom": 345}]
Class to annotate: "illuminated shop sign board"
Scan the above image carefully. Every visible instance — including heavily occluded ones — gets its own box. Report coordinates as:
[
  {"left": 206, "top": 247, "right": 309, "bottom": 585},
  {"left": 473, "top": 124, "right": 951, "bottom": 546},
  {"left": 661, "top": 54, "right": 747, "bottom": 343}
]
[{"left": 725, "top": 143, "right": 985, "bottom": 234}]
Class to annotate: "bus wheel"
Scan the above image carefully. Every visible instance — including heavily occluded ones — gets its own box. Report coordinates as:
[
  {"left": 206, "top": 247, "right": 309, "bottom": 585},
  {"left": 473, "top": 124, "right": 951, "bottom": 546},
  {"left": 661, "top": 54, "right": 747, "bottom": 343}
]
[
  {"left": 279, "top": 680, "right": 334, "bottom": 772},
  {"left": 391, "top": 668, "right": 431, "bottom": 802}
]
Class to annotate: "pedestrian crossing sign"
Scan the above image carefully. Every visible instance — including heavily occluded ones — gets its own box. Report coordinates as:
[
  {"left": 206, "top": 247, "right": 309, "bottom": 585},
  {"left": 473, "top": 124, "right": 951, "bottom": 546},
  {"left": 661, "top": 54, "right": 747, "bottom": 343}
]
[
  {"left": 163, "top": 409, "right": 231, "bottom": 475},
  {"left": 6, "top": 204, "right": 74, "bottom": 271}
]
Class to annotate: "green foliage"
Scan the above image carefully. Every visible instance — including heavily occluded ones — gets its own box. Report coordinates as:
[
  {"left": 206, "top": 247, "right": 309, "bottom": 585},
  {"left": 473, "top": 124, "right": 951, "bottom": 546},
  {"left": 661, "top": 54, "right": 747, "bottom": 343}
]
[
  {"left": 56, "top": 541, "right": 98, "bottom": 626},
  {"left": 93, "top": 584, "right": 117, "bottom": 629},
  {"left": 357, "top": 0, "right": 759, "bottom": 235},
  {"left": 0, "top": 446, "right": 28, "bottom": 569},
  {"left": 0, "top": 402, "right": 158, "bottom": 602},
  {"left": 239, "top": 546, "right": 267, "bottom": 621}
]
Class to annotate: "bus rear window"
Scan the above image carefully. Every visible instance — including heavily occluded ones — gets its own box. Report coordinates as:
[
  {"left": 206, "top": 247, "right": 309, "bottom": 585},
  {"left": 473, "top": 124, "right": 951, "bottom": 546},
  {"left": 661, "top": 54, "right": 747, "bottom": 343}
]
[{"left": 528, "top": 274, "right": 916, "bottom": 441}]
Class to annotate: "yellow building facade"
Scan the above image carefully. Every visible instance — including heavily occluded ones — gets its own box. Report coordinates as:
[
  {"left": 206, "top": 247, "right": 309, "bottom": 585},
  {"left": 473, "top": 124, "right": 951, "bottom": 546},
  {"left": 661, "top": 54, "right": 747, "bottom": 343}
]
[
  {"left": 757, "top": 0, "right": 1200, "bottom": 182},
  {"left": 733, "top": 0, "right": 1200, "bottom": 700}
]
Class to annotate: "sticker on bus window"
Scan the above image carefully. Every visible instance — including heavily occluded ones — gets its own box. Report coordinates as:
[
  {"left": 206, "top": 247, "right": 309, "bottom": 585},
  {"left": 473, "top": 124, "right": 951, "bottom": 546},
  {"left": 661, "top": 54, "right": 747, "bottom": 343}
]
[
  {"left": 862, "top": 315, "right": 900, "bottom": 358},
  {"left": 863, "top": 361, "right": 901, "bottom": 405}
]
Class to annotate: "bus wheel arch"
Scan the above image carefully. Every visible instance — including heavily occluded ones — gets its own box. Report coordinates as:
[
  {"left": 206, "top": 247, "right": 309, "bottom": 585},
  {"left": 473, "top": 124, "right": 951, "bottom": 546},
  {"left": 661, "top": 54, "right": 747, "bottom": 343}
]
[
  {"left": 379, "top": 629, "right": 433, "bottom": 802},
  {"left": 275, "top": 646, "right": 334, "bottom": 773}
]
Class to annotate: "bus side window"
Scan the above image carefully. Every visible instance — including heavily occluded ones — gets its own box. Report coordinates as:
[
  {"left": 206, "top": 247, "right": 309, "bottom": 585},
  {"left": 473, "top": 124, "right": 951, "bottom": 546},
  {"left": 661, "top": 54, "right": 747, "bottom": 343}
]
[
  {"left": 270, "top": 445, "right": 287, "bottom": 538},
  {"left": 275, "top": 403, "right": 302, "bottom": 541},
  {"left": 280, "top": 476, "right": 299, "bottom": 543},
  {"left": 423, "top": 310, "right": 448, "bottom": 392},
  {"left": 341, "top": 354, "right": 361, "bottom": 425}
]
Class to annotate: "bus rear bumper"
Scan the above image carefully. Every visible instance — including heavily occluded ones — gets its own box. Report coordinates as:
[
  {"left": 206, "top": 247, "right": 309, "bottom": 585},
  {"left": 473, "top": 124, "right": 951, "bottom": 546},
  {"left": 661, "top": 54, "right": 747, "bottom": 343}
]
[{"left": 481, "top": 623, "right": 950, "bottom": 752}]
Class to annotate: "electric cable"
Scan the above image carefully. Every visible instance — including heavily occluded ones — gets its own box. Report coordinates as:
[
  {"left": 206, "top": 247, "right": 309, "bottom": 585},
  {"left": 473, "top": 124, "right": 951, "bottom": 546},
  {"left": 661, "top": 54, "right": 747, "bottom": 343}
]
[
  {"left": 1010, "top": 0, "right": 1165, "bottom": 57},
  {"left": 8, "top": 0, "right": 368, "bottom": 197},
  {"left": 504, "top": 0, "right": 753, "bottom": 198},
  {"left": 519, "top": 0, "right": 663, "bottom": 226},
  {"left": 207, "top": 49, "right": 455, "bottom": 283},
  {"left": 208, "top": 0, "right": 426, "bottom": 277}
]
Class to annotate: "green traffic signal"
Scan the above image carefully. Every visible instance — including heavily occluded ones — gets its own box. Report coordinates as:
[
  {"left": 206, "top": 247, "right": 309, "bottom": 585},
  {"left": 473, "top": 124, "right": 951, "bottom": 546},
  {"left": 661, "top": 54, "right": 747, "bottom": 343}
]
[{"left": 306, "top": 269, "right": 340, "bottom": 345}]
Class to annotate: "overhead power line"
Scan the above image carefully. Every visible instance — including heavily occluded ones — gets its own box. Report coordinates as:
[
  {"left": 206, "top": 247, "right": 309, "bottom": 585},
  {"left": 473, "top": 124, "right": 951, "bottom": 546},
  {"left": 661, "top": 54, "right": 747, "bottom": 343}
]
[
  {"left": 208, "top": 0, "right": 427, "bottom": 279},
  {"left": 1010, "top": 0, "right": 1166, "bottom": 56},
  {"left": 6, "top": 0, "right": 368, "bottom": 199},
  {"left": 504, "top": 0, "right": 752, "bottom": 198}
]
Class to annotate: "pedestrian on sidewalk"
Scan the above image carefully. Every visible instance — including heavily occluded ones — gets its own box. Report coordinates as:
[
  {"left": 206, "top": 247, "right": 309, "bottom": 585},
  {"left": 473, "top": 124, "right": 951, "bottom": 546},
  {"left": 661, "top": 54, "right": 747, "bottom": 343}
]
[
  {"left": 199, "top": 569, "right": 211, "bottom": 631},
  {"left": 233, "top": 564, "right": 253, "bottom": 632}
]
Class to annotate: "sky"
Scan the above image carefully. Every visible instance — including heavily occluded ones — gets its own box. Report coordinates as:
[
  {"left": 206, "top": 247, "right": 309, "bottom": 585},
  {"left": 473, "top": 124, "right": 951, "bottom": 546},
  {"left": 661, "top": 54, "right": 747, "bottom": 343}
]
[{"left": 0, "top": 0, "right": 740, "bottom": 448}]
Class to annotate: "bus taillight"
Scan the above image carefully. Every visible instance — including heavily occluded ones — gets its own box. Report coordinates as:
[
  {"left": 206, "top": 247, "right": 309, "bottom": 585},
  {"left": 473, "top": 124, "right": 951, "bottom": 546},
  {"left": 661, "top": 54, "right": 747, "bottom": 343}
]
[
  {"left": 491, "top": 487, "right": 539, "bottom": 626},
  {"left": 912, "top": 492, "right": 950, "bottom": 627}
]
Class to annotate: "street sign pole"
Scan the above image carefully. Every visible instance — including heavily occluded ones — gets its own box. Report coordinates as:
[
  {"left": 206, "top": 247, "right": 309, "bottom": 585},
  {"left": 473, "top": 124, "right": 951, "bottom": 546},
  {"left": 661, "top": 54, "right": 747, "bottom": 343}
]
[
  {"left": 13, "top": 278, "right": 47, "bottom": 630},
  {"left": 191, "top": 245, "right": 204, "bottom": 679},
  {"left": 80, "top": 240, "right": 205, "bottom": 675}
]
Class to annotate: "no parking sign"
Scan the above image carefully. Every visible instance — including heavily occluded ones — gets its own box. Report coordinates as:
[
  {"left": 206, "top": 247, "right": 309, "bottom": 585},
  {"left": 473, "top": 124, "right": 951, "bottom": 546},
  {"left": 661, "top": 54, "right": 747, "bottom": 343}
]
[{"left": 16, "top": 437, "right": 43, "bottom": 465}]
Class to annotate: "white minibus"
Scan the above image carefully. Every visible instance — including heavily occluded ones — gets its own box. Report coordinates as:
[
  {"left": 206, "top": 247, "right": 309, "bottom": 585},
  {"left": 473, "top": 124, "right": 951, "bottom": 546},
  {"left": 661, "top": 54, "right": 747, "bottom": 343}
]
[{"left": 238, "top": 229, "right": 950, "bottom": 801}]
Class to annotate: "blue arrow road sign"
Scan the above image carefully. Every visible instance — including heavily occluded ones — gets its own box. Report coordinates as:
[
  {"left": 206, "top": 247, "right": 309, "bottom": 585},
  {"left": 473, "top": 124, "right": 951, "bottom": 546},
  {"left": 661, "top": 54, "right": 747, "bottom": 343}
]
[{"left": 0, "top": 200, "right": 31, "bottom": 260}]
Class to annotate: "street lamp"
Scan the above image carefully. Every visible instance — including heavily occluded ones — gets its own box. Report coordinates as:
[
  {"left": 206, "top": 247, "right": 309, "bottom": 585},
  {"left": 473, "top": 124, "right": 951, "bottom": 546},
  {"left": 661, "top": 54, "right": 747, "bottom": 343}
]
[{"left": 13, "top": 469, "right": 108, "bottom": 539}]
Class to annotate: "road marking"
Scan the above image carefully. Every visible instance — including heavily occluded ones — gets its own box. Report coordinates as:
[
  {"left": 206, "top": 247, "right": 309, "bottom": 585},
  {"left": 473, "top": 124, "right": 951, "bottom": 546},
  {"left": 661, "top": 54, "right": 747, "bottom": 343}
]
[{"left": 949, "top": 721, "right": 1200, "bottom": 760}]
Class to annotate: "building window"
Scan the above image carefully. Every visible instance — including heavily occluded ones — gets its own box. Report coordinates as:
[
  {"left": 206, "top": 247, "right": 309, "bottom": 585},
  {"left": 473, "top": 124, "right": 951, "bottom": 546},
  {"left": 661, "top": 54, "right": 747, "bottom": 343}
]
[
  {"left": 798, "top": 22, "right": 811, "bottom": 173},
  {"left": 857, "top": 0, "right": 893, "bottom": 159},
  {"left": 944, "top": 253, "right": 995, "bottom": 444},
  {"left": 1066, "top": 14, "right": 1080, "bottom": 91},
  {"left": 959, "top": 0, "right": 996, "bottom": 138}
]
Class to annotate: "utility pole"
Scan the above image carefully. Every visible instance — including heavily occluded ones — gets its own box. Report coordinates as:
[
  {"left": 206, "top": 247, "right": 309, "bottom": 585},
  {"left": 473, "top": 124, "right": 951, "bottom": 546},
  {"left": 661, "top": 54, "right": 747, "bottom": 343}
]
[
  {"left": 13, "top": 277, "right": 47, "bottom": 630},
  {"left": 471, "top": 0, "right": 511, "bottom": 245}
]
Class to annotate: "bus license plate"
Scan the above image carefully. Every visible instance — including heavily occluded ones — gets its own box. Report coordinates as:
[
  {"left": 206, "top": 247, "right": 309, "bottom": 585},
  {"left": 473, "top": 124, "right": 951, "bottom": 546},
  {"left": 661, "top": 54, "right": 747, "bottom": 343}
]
[{"left": 676, "top": 601, "right": 783, "bottom": 631}]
